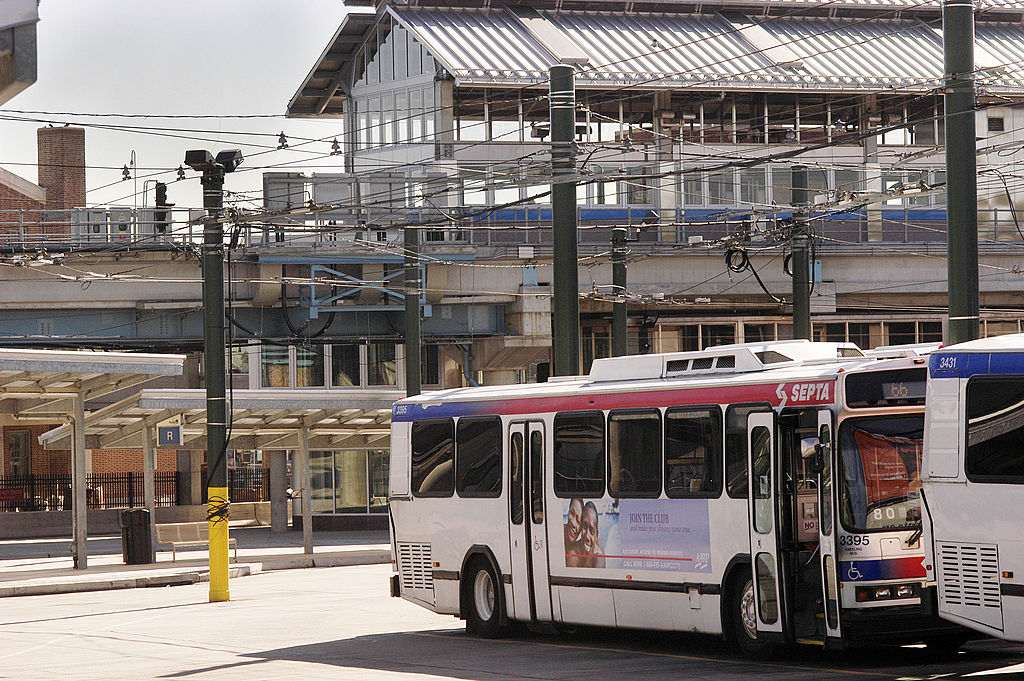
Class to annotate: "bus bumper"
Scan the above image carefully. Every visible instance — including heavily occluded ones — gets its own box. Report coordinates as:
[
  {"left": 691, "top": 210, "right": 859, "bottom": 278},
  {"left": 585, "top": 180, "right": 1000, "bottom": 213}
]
[{"left": 840, "top": 589, "right": 970, "bottom": 644}]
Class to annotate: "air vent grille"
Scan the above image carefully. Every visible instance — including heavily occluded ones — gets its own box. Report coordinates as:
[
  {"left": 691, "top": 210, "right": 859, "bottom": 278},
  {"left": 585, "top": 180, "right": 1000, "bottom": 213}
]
[
  {"left": 691, "top": 358, "right": 714, "bottom": 370},
  {"left": 666, "top": 359, "right": 689, "bottom": 372},
  {"left": 397, "top": 542, "right": 433, "bottom": 591},
  {"left": 755, "top": 351, "right": 792, "bottom": 364},
  {"left": 939, "top": 542, "right": 1000, "bottom": 609},
  {"left": 716, "top": 356, "right": 736, "bottom": 368}
]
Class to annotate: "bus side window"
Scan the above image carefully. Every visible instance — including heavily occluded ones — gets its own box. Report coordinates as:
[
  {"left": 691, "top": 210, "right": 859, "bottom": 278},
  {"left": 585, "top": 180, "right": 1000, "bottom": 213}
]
[
  {"left": 456, "top": 416, "right": 502, "bottom": 498},
  {"left": 608, "top": 408, "right": 662, "bottom": 498},
  {"left": 510, "top": 431, "right": 524, "bottom": 525},
  {"left": 725, "top": 403, "right": 769, "bottom": 499},
  {"left": 411, "top": 418, "right": 455, "bottom": 497},
  {"left": 553, "top": 411, "right": 605, "bottom": 498},
  {"left": 665, "top": 405, "right": 723, "bottom": 497}
]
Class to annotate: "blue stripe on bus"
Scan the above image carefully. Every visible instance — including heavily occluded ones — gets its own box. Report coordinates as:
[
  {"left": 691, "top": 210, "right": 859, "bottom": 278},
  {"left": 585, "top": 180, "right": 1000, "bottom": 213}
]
[{"left": 929, "top": 352, "right": 1024, "bottom": 378}]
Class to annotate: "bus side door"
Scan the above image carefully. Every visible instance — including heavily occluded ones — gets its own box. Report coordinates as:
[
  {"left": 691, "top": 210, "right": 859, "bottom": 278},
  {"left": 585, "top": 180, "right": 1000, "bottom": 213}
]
[
  {"left": 507, "top": 421, "right": 552, "bottom": 623},
  {"left": 747, "top": 411, "right": 785, "bottom": 639},
  {"left": 817, "top": 409, "right": 842, "bottom": 643}
]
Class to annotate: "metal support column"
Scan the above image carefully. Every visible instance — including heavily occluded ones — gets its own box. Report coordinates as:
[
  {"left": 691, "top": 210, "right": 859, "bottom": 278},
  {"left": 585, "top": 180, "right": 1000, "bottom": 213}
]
[
  {"left": 405, "top": 227, "right": 421, "bottom": 397},
  {"left": 71, "top": 393, "right": 87, "bottom": 570},
  {"left": 550, "top": 64, "right": 580, "bottom": 376},
  {"left": 143, "top": 424, "right": 156, "bottom": 561},
  {"left": 944, "top": 0, "right": 980, "bottom": 343},
  {"left": 612, "top": 227, "right": 628, "bottom": 357},
  {"left": 791, "top": 165, "right": 811, "bottom": 340},
  {"left": 300, "top": 418, "right": 313, "bottom": 555}
]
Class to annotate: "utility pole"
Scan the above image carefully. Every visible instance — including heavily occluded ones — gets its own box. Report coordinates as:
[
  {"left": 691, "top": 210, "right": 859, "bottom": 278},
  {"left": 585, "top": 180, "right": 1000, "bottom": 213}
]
[
  {"left": 944, "top": 0, "right": 980, "bottom": 343},
  {"left": 550, "top": 64, "right": 580, "bottom": 375},
  {"left": 405, "top": 226, "right": 421, "bottom": 397},
  {"left": 611, "top": 227, "right": 627, "bottom": 356},
  {"left": 791, "top": 165, "right": 811, "bottom": 340},
  {"left": 184, "top": 149, "right": 242, "bottom": 604}
]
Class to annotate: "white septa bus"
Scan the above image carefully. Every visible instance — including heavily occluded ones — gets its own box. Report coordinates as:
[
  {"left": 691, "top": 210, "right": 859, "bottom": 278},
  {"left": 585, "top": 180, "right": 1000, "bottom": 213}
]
[
  {"left": 389, "top": 340, "right": 967, "bottom": 655},
  {"left": 922, "top": 333, "right": 1024, "bottom": 641}
]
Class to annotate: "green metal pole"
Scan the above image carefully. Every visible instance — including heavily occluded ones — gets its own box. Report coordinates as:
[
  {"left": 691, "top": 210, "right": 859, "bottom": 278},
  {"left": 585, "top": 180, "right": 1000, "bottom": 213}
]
[
  {"left": 791, "top": 165, "right": 811, "bottom": 340},
  {"left": 550, "top": 64, "right": 580, "bottom": 376},
  {"left": 612, "top": 227, "right": 627, "bottom": 356},
  {"left": 405, "top": 226, "right": 421, "bottom": 397},
  {"left": 944, "top": 0, "right": 980, "bottom": 344},
  {"left": 200, "top": 164, "right": 229, "bottom": 602}
]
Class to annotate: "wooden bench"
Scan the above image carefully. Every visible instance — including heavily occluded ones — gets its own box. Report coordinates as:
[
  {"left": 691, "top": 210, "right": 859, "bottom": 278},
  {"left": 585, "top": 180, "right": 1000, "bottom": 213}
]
[{"left": 155, "top": 522, "right": 237, "bottom": 562}]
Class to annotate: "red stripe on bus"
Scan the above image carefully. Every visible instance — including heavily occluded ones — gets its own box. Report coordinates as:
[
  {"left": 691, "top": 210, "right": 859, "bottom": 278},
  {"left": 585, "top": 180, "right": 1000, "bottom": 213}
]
[{"left": 565, "top": 554, "right": 694, "bottom": 561}]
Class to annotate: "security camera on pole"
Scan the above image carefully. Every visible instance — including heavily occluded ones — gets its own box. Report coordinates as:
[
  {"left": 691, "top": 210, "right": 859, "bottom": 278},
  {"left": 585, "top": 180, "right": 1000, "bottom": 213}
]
[{"left": 184, "top": 148, "right": 243, "bottom": 603}]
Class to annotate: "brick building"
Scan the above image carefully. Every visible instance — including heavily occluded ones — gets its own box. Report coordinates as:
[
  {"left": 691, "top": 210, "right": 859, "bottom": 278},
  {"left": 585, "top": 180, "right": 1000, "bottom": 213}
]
[{"left": 36, "top": 126, "right": 86, "bottom": 212}]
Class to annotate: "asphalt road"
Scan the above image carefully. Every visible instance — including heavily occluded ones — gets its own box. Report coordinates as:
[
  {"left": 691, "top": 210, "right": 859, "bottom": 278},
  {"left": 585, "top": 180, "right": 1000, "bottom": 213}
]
[{"left": 0, "top": 564, "right": 1022, "bottom": 680}]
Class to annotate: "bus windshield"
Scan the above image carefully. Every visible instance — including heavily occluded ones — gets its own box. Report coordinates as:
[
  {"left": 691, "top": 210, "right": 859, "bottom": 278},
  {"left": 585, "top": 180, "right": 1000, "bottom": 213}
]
[{"left": 837, "top": 415, "right": 923, "bottom": 532}]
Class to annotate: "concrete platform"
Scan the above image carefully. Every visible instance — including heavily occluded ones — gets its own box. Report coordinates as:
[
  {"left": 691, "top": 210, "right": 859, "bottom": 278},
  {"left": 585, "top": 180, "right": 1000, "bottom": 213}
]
[{"left": 0, "top": 525, "right": 391, "bottom": 598}]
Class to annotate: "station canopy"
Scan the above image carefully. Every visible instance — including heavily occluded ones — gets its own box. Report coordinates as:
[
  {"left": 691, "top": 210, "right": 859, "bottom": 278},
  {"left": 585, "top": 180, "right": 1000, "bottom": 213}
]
[
  {"left": 289, "top": 0, "right": 1024, "bottom": 116},
  {"left": 0, "top": 348, "right": 185, "bottom": 418},
  {"left": 39, "top": 388, "right": 403, "bottom": 452}
]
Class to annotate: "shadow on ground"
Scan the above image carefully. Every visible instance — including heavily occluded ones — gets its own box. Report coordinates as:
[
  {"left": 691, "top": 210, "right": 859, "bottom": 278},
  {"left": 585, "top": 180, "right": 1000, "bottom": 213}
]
[{"left": 158, "top": 626, "right": 1024, "bottom": 681}]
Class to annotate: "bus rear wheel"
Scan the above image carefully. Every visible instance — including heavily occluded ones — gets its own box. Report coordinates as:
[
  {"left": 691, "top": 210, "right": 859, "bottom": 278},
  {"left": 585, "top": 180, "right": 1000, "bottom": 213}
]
[
  {"left": 729, "top": 571, "right": 778, "bottom": 659},
  {"left": 465, "top": 559, "right": 505, "bottom": 638}
]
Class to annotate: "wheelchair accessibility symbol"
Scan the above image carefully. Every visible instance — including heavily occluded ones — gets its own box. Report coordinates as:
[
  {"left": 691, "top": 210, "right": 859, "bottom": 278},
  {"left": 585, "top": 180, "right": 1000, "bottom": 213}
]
[{"left": 846, "top": 563, "right": 864, "bottom": 580}]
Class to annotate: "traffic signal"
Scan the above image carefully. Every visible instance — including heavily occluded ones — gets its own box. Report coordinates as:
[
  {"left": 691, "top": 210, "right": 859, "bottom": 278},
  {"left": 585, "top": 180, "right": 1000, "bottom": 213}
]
[{"left": 154, "top": 181, "right": 173, "bottom": 233}]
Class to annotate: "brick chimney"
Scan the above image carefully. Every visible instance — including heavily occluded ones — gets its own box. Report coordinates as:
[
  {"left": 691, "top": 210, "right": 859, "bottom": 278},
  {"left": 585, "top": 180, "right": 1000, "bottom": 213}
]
[{"left": 37, "top": 126, "right": 86, "bottom": 211}]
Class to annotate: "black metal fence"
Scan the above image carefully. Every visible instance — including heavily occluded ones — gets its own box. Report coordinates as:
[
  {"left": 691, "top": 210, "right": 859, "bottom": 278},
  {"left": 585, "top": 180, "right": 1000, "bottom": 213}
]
[{"left": 0, "top": 468, "right": 269, "bottom": 512}]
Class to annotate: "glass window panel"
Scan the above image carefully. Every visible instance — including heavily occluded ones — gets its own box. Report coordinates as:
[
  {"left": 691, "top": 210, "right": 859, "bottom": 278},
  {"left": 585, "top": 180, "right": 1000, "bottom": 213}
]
[
  {"left": 394, "top": 27, "right": 408, "bottom": 79},
  {"left": 740, "top": 168, "right": 766, "bottom": 205},
  {"left": 261, "top": 345, "right": 289, "bottom": 388},
  {"left": 383, "top": 93, "right": 395, "bottom": 146},
  {"left": 334, "top": 450, "right": 368, "bottom": 513},
  {"left": 886, "top": 322, "right": 916, "bottom": 346},
  {"left": 751, "top": 426, "right": 773, "bottom": 534},
  {"left": 369, "top": 450, "right": 389, "bottom": 513},
  {"left": 368, "top": 343, "right": 397, "bottom": 386},
  {"left": 510, "top": 432, "right": 524, "bottom": 525},
  {"left": 411, "top": 89, "right": 423, "bottom": 142},
  {"left": 421, "top": 345, "right": 439, "bottom": 385},
  {"left": 819, "top": 424, "right": 833, "bottom": 536},
  {"left": 726, "top": 404, "right": 768, "bottom": 498},
  {"left": 7, "top": 431, "right": 30, "bottom": 476},
  {"left": 411, "top": 418, "right": 454, "bottom": 497},
  {"left": 684, "top": 172, "right": 703, "bottom": 206},
  {"left": 665, "top": 406, "right": 723, "bottom": 497},
  {"left": 456, "top": 416, "right": 502, "bottom": 497},
  {"left": 424, "top": 86, "right": 435, "bottom": 138},
  {"left": 608, "top": 409, "right": 662, "bottom": 498},
  {"left": 771, "top": 167, "right": 792, "bottom": 207},
  {"left": 966, "top": 378, "right": 1024, "bottom": 483},
  {"left": 708, "top": 171, "right": 735, "bottom": 204},
  {"left": 332, "top": 345, "right": 360, "bottom": 387},
  {"left": 702, "top": 324, "right": 735, "bottom": 349},
  {"left": 228, "top": 345, "right": 249, "bottom": 375},
  {"left": 755, "top": 553, "right": 780, "bottom": 623},
  {"left": 553, "top": 411, "right": 605, "bottom": 497},
  {"left": 310, "top": 451, "right": 334, "bottom": 513},
  {"left": 295, "top": 347, "right": 324, "bottom": 387},
  {"left": 530, "top": 431, "right": 544, "bottom": 524}
]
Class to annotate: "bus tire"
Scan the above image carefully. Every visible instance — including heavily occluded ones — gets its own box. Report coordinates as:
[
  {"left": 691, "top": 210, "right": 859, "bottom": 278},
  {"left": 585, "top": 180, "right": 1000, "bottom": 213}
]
[
  {"left": 465, "top": 559, "right": 505, "bottom": 638},
  {"left": 728, "top": 569, "right": 778, "bottom": 659}
]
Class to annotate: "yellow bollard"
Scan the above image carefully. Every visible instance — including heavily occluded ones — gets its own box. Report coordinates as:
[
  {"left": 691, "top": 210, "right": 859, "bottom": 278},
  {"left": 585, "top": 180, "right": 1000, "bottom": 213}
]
[{"left": 208, "top": 488, "right": 230, "bottom": 602}]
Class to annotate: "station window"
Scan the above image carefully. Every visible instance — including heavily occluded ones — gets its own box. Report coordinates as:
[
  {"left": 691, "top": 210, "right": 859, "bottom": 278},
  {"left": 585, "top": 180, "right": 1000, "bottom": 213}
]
[
  {"left": 456, "top": 416, "right": 502, "bottom": 497},
  {"left": 608, "top": 409, "right": 662, "bottom": 498},
  {"left": 966, "top": 377, "right": 1024, "bottom": 483},
  {"left": 553, "top": 411, "right": 605, "bottom": 498},
  {"left": 665, "top": 406, "right": 723, "bottom": 497},
  {"left": 411, "top": 418, "right": 455, "bottom": 497}
]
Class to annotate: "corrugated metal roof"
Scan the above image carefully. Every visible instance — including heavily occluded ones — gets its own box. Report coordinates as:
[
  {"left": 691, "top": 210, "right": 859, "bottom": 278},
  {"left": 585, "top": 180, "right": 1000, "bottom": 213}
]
[{"left": 388, "top": 7, "right": 1024, "bottom": 92}]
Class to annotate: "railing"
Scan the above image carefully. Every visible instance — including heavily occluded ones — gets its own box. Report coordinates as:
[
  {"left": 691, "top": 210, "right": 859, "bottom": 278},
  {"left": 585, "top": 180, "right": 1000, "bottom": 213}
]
[
  {"left": 198, "top": 467, "right": 271, "bottom": 504},
  {"left": 2, "top": 207, "right": 1022, "bottom": 251},
  {"left": 0, "top": 472, "right": 180, "bottom": 512}
]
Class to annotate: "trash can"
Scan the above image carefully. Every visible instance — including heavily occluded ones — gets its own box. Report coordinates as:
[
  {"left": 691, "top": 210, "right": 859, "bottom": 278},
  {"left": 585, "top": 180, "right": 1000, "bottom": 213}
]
[{"left": 120, "top": 508, "right": 153, "bottom": 564}]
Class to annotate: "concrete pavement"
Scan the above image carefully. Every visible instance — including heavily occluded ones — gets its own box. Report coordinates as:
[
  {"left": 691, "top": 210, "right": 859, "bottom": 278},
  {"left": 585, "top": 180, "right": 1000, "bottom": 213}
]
[{"left": 0, "top": 525, "right": 392, "bottom": 597}]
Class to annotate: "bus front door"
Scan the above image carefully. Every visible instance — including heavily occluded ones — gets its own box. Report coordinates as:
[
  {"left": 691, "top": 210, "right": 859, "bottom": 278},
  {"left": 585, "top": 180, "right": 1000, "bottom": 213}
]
[
  {"left": 507, "top": 422, "right": 552, "bottom": 623},
  {"left": 747, "top": 412, "right": 785, "bottom": 640},
  {"left": 816, "top": 409, "right": 842, "bottom": 643}
]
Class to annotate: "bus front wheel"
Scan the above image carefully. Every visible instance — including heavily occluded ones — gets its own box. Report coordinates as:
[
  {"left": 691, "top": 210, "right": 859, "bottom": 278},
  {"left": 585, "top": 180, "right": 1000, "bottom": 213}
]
[
  {"left": 728, "top": 570, "right": 778, "bottom": 659},
  {"left": 465, "top": 559, "right": 505, "bottom": 638}
]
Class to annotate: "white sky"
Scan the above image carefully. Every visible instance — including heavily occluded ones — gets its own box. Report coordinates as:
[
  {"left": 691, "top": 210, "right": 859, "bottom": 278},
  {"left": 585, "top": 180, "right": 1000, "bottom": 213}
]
[{"left": 0, "top": 0, "right": 351, "bottom": 210}]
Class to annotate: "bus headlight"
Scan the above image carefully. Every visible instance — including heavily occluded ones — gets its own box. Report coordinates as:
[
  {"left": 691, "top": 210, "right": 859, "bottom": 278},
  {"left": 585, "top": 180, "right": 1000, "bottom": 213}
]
[{"left": 856, "top": 584, "right": 918, "bottom": 602}]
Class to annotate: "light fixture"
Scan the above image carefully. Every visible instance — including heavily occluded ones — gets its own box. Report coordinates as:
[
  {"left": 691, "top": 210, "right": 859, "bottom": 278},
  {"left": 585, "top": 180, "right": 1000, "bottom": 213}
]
[
  {"left": 277, "top": 131, "right": 289, "bottom": 149},
  {"left": 330, "top": 138, "right": 341, "bottom": 155},
  {"left": 176, "top": 165, "right": 186, "bottom": 181},
  {"left": 122, "top": 164, "right": 131, "bottom": 181}
]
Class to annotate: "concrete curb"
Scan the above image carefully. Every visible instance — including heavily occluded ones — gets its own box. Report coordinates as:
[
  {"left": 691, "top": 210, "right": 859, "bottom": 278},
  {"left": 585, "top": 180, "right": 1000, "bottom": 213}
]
[{"left": 0, "top": 549, "right": 390, "bottom": 598}]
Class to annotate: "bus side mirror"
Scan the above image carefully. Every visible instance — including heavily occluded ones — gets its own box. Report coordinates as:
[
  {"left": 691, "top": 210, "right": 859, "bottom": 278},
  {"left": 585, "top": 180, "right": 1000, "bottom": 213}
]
[{"left": 808, "top": 443, "right": 826, "bottom": 475}]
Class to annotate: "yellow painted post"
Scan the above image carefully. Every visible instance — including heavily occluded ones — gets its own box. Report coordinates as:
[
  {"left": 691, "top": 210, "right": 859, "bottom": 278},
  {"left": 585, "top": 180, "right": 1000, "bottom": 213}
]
[{"left": 208, "top": 487, "right": 230, "bottom": 602}]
